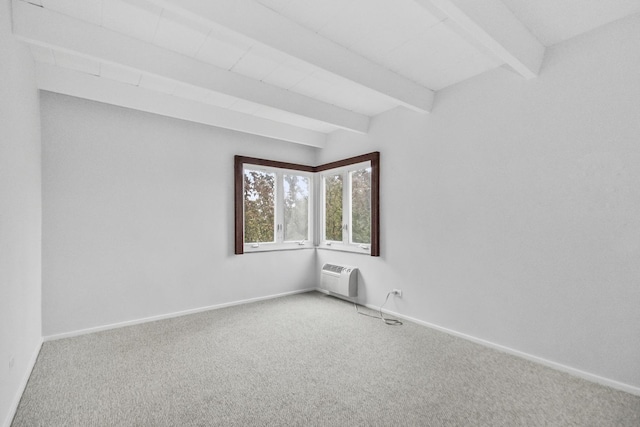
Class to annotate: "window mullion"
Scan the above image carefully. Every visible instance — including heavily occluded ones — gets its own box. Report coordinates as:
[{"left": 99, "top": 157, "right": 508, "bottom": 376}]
[
  {"left": 320, "top": 176, "right": 324, "bottom": 242},
  {"left": 275, "top": 171, "right": 284, "bottom": 244},
  {"left": 343, "top": 171, "right": 350, "bottom": 245},
  {"left": 312, "top": 175, "right": 319, "bottom": 246}
]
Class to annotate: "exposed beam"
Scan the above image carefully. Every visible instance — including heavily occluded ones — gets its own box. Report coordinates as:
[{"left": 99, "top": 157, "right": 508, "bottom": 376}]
[
  {"left": 12, "top": 0, "right": 368, "bottom": 134},
  {"left": 35, "top": 63, "right": 326, "bottom": 148},
  {"left": 422, "top": 0, "right": 545, "bottom": 79},
  {"left": 146, "top": 0, "right": 435, "bottom": 113}
]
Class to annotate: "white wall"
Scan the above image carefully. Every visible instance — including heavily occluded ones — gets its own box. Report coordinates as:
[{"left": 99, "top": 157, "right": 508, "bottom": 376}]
[
  {"left": 318, "top": 15, "right": 640, "bottom": 390},
  {"left": 41, "top": 92, "right": 318, "bottom": 337},
  {"left": 0, "top": 0, "right": 43, "bottom": 425}
]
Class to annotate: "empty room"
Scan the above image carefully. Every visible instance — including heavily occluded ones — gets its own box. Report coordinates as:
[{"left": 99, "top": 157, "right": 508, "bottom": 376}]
[{"left": 2, "top": 0, "right": 640, "bottom": 425}]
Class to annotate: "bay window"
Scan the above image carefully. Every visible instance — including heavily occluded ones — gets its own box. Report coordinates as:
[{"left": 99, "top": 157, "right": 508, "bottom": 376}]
[{"left": 235, "top": 152, "right": 379, "bottom": 256}]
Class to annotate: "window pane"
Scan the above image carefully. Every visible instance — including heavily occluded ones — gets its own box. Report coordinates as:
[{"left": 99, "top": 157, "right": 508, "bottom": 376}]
[
  {"left": 351, "top": 168, "right": 371, "bottom": 244},
  {"left": 244, "top": 169, "right": 275, "bottom": 243},
  {"left": 324, "top": 174, "right": 343, "bottom": 241},
  {"left": 284, "top": 175, "right": 309, "bottom": 241}
]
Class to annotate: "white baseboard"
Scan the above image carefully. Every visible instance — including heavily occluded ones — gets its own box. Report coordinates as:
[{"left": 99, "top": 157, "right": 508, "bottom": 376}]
[
  {"left": 361, "top": 299, "right": 640, "bottom": 397},
  {"left": 44, "top": 288, "right": 315, "bottom": 342},
  {"left": 317, "top": 288, "right": 640, "bottom": 397},
  {"left": 3, "top": 339, "right": 43, "bottom": 427},
  {"left": 42, "top": 287, "right": 640, "bottom": 398}
]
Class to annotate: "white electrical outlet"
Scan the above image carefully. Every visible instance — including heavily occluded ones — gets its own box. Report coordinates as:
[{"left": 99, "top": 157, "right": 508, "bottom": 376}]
[
  {"left": 392, "top": 289, "right": 402, "bottom": 297},
  {"left": 9, "top": 356, "right": 14, "bottom": 369}
]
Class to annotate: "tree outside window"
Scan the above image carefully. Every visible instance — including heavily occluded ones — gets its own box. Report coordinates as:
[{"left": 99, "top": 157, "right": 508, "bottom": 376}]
[
  {"left": 351, "top": 168, "right": 371, "bottom": 244},
  {"left": 284, "top": 175, "right": 309, "bottom": 241},
  {"left": 324, "top": 174, "right": 343, "bottom": 242},
  {"left": 243, "top": 169, "right": 275, "bottom": 243}
]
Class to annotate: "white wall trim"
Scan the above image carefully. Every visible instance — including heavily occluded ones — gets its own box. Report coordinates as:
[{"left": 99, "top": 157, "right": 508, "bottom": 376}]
[
  {"left": 43, "top": 288, "right": 315, "bottom": 342},
  {"left": 315, "top": 287, "right": 640, "bottom": 396},
  {"left": 3, "top": 339, "right": 43, "bottom": 427},
  {"left": 37, "top": 285, "right": 640, "bottom": 400},
  {"left": 360, "top": 297, "right": 640, "bottom": 397}
]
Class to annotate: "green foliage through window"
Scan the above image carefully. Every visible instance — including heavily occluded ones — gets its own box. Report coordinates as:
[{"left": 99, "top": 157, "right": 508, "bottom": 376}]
[
  {"left": 243, "top": 169, "right": 275, "bottom": 243},
  {"left": 324, "top": 174, "right": 343, "bottom": 241},
  {"left": 284, "top": 175, "right": 309, "bottom": 241},
  {"left": 351, "top": 168, "right": 371, "bottom": 244}
]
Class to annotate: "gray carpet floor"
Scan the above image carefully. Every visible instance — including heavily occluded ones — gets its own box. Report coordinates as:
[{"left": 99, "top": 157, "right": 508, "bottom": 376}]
[{"left": 12, "top": 291, "right": 640, "bottom": 426}]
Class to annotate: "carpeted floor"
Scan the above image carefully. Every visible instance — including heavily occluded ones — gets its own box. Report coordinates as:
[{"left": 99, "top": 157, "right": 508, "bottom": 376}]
[{"left": 12, "top": 292, "right": 640, "bottom": 426}]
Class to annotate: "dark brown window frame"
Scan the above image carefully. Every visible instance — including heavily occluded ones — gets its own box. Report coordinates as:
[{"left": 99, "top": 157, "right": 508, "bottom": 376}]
[{"left": 235, "top": 152, "right": 380, "bottom": 257}]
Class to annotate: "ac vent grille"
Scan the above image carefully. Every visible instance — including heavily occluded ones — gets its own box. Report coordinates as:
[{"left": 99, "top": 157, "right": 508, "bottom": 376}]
[{"left": 322, "top": 264, "right": 345, "bottom": 273}]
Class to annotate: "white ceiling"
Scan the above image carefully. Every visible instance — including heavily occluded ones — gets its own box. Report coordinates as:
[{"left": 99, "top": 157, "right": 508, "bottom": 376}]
[
  {"left": 12, "top": 0, "right": 640, "bottom": 147},
  {"left": 501, "top": 0, "right": 640, "bottom": 46}
]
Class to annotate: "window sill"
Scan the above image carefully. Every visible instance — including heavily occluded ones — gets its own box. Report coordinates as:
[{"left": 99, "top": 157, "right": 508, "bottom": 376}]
[
  {"left": 316, "top": 244, "right": 371, "bottom": 255},
  {"left": 242, "top": 244, "right": 372, "bottom": 255},
  {"left": 243, "top": 243, "right": 315, "bottom": 254}
]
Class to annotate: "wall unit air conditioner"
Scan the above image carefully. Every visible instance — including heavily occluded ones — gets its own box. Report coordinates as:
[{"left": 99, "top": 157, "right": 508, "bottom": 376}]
[{"left": 321, "top": 263, "right": 358, "bottom": 298}]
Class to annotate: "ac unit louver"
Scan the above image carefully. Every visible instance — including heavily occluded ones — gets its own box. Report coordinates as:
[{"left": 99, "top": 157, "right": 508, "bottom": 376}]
[{"left": 321, "top": 263, "right": 358, "bottom": 298}]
